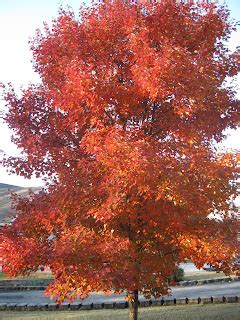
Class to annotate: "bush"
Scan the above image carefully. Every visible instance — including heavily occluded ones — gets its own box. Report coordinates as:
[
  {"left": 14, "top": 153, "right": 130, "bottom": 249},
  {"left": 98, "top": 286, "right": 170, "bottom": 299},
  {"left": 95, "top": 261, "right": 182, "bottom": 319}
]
[{"left": 168, "top": 267, "right": 185, "bottom": 283}]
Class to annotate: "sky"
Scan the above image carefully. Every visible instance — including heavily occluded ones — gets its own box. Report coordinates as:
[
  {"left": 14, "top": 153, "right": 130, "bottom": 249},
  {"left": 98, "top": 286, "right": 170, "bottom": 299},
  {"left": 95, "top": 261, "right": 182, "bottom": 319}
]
[{"left": 0, "top": 0, "right": 239, "bottom": 187}]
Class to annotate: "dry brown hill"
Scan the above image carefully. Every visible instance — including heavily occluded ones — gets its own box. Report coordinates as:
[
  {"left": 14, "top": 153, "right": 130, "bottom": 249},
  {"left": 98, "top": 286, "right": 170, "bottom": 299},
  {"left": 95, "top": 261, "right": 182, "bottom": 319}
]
[{"left": 0, "top": 183, "right": 41, "bottom": 223}]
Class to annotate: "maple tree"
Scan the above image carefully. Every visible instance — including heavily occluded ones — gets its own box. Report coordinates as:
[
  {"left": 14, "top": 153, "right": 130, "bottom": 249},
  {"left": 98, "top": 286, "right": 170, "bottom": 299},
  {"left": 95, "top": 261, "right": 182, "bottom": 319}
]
[{"left": 1, "top": 1, "right": 240, "bottom": 319}]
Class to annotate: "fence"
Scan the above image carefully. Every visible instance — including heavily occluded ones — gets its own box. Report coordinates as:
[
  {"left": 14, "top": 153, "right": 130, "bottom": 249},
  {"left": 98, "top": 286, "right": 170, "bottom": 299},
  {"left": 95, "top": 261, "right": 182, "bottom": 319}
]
[{"left": 0, "top": 295, "right": 239, "bottom": 311}]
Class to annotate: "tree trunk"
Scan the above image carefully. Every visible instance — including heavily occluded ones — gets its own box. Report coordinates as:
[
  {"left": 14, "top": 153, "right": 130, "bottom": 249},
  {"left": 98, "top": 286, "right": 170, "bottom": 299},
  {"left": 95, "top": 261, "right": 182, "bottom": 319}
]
[{"left": 128, "top": 290, "right": 138, "bottom": 320}]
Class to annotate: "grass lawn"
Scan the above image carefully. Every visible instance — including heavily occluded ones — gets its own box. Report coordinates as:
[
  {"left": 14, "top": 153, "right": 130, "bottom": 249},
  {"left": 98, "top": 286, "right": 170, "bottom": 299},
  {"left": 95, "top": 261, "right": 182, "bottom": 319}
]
[
  {"left": 183, "top": 271, "right": 230, "bottom": 281},
  {"left": 0, "top": 273, "right": 5, "bottom": 280},
  {"left": 0, "top": 273, "right": 53, "bottom": 280},
  {"left": 0, "top": 304, "right": 239, "bottom": 320},
  {"left": 1, "top": 271, "right": 232, "bottom": 282}
]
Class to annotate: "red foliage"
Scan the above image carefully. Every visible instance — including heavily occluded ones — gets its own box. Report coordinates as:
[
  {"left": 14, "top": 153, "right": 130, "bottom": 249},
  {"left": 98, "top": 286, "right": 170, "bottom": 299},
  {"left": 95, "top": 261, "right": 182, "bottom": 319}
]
[{"left": 1, "top": 0, "right": 239, "bottom": 304}]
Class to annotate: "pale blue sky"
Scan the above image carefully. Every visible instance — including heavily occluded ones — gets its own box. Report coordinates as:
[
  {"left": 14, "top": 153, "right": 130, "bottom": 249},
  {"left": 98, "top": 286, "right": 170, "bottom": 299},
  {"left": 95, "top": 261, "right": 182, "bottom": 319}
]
[{"left": 0, "top": 0, "right": 239, "bottom": 187}]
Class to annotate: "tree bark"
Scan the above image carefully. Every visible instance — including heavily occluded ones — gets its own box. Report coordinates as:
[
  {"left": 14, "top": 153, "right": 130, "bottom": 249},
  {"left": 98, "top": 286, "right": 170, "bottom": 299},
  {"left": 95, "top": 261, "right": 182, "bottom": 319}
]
[{"left": 128, "top": 290, "right": 138, "bottom": 320}]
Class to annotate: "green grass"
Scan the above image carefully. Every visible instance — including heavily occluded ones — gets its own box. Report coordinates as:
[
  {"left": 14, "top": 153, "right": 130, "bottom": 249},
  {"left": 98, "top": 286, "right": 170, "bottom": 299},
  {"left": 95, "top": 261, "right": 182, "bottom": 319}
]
[
  {"left": 0, "top": 271, "right": 231, "bottom": 282},
  {"left": 0, "top": 272, "right": 232, "bottom": 281},
  {"left": 0, "top": 272, "right": 53, "bottom": 280},
  {"left": 183, "top": 271, "right": 230, "bottom": 281},
  {"left": 0, "top": 303, "right": 239, "bottom": 320},
  {"left": 0, "top": 273, "right": 5, "bottom": 280}
]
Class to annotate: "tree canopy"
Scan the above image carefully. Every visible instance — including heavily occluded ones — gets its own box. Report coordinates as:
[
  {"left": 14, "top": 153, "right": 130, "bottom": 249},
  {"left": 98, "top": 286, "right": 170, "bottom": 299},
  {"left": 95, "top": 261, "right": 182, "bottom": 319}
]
[{"left": 1, "top": 1, "right": 240, "bottom": 318}]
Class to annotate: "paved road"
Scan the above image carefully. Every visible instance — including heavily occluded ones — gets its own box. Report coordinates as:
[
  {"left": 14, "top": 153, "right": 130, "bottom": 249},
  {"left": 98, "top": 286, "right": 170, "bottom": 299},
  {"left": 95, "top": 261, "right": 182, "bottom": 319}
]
[{"left": 0, "top": 282, "right": 239, "bottom": 304}]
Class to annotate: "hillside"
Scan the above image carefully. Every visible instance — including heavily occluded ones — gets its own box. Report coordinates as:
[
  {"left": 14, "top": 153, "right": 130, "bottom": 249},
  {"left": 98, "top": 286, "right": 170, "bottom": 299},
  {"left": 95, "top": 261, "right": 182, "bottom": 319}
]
[{"left": 0, "top": 183, "right": 41, "bottom": 223}]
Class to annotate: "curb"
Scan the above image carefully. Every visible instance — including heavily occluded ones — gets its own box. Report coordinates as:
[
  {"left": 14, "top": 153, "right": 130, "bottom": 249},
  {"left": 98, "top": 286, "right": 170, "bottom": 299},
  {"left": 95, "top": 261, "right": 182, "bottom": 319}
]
[
  {"left": 177, "top": 276, "right": 240, "bottom": 287},
  {"left": 0, "top": 296, "right": 239, "bottom": 311},
  {"left": 0, "top": 277, "right": 239, "bottom": 291},
  {"left": 0, "top": 286, "right": 47, "bottom": 291},
  {"left": 0, "top": 279, "right": 52, "bottom": 289}
]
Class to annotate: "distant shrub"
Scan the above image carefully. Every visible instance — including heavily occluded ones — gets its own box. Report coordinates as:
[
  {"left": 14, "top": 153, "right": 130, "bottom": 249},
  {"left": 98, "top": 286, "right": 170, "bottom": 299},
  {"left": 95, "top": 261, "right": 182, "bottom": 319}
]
[{"left": 168, "top": 267, "right": 185, "bottom": 283}]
